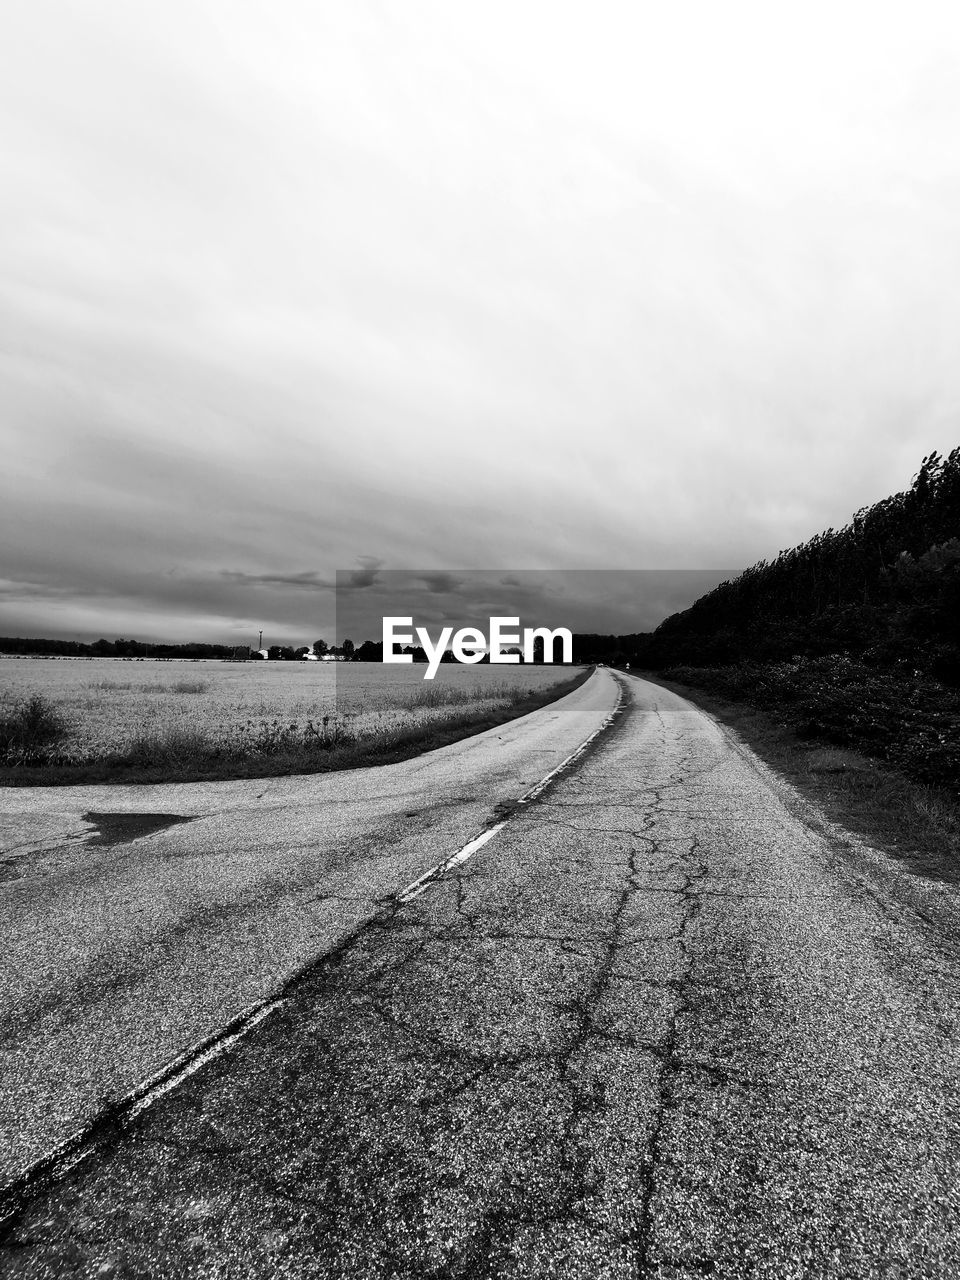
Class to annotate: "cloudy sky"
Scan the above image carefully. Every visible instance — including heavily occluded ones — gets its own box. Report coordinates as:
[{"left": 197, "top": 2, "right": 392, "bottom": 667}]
[{"left": 2, "top": 1, "right": 959, "bottom": 644}]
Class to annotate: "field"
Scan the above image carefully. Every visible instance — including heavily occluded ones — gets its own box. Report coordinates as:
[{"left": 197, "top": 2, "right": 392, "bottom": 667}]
[{"left": 0, "top": 657, "right": 586, "bottom": 783}]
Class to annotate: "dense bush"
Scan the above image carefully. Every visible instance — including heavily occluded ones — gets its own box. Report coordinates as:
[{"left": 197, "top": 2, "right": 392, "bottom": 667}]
[{"left": 0, "top": 695, "right": 72, "bottom": 765}]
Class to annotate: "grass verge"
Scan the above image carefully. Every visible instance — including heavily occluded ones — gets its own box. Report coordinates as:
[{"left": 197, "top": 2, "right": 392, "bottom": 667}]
[
  {"left": 0, "top": 669, "right": 592, "bottom": 787},
  {"left": 661, "top": 657, "right": 960, "bottom": 791},
  {"left": 640, "top": 670, "right": 960, "bottom": 886}
]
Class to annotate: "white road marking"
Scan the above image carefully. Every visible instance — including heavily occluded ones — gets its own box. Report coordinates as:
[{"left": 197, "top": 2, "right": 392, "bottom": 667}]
[
  {"left": 398, "top": 823, "right": 507, "bottom": 903},
  {"left": 396, "top": 676, "right": 625, "bottom": 903},
  {"left": 0, "top": 997, "right": 290, "bottom": 1226},
  {"left": 1, "top": 673, "right": 626, "bottom": 1215},
  {"left": 128, "top": 998, "right": 286, "bottom": 1119}
]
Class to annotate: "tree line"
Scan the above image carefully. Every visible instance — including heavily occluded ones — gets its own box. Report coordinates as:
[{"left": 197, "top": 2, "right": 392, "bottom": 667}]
[
  {"left": 0, "top": 634, "right": 593, "bottom": 664},
  {"left": 638, "top": 449, "right": 960, "bottom": 681},
  {"left": 0, "top": 637, "right": 242, "bottom": 660}
]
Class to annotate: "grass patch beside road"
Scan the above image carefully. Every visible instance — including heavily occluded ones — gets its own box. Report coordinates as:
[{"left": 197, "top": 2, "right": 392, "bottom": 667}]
[
  {"left": 641, "top": 669, "right": 960, "bottom": 885},
  {"left": 0, "top": 669, "right": 591, "bottom": 786}
]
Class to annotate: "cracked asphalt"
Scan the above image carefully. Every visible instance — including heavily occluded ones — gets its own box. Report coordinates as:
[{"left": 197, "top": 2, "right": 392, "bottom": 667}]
[
  {"left": 4, "top": 673, "right": 960, "bottom": 1277},
  {"left": 0, "top": 670, "right": 616, "bottom": 1187}
]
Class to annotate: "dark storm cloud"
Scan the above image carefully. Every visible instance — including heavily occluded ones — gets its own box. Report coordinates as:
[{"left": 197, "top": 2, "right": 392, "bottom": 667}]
[
  {"left": 343, "top": 560, "right": 384, "bottom": 591},
  {"left": 221, "top": 571, "right": 335, "bottom": 590},
  {"left": 417, "top": 573, "right": 463, "bottom": 595}
]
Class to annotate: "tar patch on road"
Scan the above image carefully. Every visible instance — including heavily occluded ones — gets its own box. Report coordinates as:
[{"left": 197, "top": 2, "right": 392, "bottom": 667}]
[{"left": 82, "top": 812, "right": 196, "bottom": 846}]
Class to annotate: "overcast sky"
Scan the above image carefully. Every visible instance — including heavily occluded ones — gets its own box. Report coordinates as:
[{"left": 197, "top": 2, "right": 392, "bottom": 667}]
[{"left": 2, "top": 1, "right": 959, "bottom": 644}]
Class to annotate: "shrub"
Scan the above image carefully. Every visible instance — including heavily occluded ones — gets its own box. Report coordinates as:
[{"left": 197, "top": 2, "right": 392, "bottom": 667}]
[{"left": 0, "top": 694, "right": 72, "bottom": 765}]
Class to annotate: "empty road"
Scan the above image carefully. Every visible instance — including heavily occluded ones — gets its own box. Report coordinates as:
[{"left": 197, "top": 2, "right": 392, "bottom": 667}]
[
  {"left": 0, "top": 671, "right": 619, "bottom": 1186},
  {"left": 3, "top": 670, "right": 960, "bottom": 1277}
]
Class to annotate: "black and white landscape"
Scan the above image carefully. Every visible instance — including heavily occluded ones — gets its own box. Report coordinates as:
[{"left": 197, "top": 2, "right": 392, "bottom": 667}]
[{"left": 1, "top": 5, "right": 959, "bottom": 1278}]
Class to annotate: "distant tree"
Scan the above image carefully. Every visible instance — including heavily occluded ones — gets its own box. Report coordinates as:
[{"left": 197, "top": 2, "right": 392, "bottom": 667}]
[
  {"left": 113, "top": 638, "right": 146, "bottom": 657},
  {"left": 356, "top": 640, "right": 383, "bottom": 662},
  {"left": 342, "top": 638, "right": 355, "bottom": 660},
  {"left": 313, "top": 638, "right": 329, "bottom": 657},
  {"left": 295, "top": 646, "right": 310, "bottom": 659}
]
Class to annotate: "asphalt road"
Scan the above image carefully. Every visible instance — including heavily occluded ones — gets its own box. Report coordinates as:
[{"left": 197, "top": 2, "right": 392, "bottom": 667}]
[
  {"left": 3, "top": 672, "right": 960, "bottom": 1277},
  {"left": 0, "top": 669, "right": 619, "bottom": 1187}
]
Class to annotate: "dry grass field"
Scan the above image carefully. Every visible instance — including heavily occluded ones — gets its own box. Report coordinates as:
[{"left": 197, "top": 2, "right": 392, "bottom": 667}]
[{"left": 0, "top": 658, "right": 585, "bottom": 782}]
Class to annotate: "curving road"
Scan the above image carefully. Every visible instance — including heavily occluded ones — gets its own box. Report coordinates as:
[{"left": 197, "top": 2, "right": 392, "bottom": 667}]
[
  {"left": 0, "top": 671, "right": 619, "bottom": 1187},
  {"left": 3, "top": 671, "right": 960, "bottom": 1277}
]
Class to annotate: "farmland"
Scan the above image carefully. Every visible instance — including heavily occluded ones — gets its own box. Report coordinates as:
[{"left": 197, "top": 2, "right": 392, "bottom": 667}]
[{"left": 0, "top": 657, "right": 587, "bottom": 784}]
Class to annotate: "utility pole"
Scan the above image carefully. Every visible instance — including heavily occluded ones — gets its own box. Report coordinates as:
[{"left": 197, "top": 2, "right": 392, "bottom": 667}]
[{"left": 258, "top": 629, "right": 263, "bottom": 651}]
